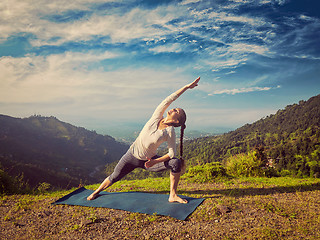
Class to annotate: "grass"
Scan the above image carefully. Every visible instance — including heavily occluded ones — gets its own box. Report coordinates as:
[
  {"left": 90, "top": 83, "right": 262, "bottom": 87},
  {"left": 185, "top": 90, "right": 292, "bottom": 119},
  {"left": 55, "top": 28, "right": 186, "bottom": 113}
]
[{"left": 1, "top": 176, "right": 320, "bottom": 239}]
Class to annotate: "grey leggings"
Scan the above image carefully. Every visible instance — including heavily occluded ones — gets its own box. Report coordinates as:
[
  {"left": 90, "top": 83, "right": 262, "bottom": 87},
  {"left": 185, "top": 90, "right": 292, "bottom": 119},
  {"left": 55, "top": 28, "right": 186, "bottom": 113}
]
[{"left": 108, "top": 149, "right": 182, "bottom": 184}]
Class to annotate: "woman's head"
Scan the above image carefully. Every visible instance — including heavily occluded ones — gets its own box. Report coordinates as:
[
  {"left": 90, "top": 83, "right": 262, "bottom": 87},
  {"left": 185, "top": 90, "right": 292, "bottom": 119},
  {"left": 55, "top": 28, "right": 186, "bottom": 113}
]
[{"left": 166, "top": 108, "right": 186, "bottom": 128}]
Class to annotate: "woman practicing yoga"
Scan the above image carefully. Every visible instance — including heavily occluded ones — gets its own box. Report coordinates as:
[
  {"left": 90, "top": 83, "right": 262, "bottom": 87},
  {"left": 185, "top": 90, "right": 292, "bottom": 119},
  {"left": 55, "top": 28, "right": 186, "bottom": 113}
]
[{"left": 87, "top": 77, "right": 200, "bottom": 203}]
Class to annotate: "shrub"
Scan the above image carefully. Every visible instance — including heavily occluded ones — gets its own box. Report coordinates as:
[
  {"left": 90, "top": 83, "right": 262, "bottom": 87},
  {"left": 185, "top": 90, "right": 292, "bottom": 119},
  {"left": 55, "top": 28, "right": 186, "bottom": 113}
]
[
  {"left": 224, "top": 151, "right": 276, "bottom": 177},
  {"left": 37, "top": 182, "right": 52, "bottom": 193},
  {"left": 279, "top": 169, "right": 292, "bottom": 177},
  {"left": 0, "top": 168, "right": 16, "bottom": 194},
  {"left": 0, "top": 169, "right": 31, "bottom": 194},
  {"left": 183, "top": 162, "right": 228, "bottom": 183},
  {"left": 0, "top": 162, "right": 32, "bottom": 195}
]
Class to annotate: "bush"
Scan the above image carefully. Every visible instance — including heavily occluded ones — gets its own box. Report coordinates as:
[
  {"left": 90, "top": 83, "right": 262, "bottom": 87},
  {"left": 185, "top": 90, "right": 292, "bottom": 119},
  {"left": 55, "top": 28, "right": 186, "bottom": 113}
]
[
  {"left": 183, "top": 162, "right": 228, "bottom": 183},
  {"left": 306, "top": 160, "right": 320, "bottom": 178},
  {"left": 224, "top": 151, "right": 277, "bottom": 177},
  {"left": 279, "top": 169, "right": 292, "bottom": 177},
  {"left": 0, "top": 169, "right": 31, "bottom": 194},
  {"left": 0, "top": 168, "right": 16, "bottom": 194},
  {"left": 264, "top": 167, "right": 280, "bottom": 178}
]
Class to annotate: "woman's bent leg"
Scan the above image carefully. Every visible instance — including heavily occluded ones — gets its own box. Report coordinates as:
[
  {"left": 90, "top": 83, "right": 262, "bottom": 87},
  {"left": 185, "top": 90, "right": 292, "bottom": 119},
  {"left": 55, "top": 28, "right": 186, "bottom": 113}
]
[
  {"left": 146, "top": 157, "right": 181, "bottom": 173},
  {"left": 146, "top": 157, "right": 187, "bottom": 203},
  {"left": 168, "top": 171, "right": 188, "bottom": 204}
]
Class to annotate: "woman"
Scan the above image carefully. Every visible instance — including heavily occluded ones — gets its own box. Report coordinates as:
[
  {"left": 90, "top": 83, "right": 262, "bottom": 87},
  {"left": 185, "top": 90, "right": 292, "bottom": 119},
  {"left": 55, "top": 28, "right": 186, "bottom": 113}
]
[{"left": 87, "top": 77, "right": 200, "bottom": 203}]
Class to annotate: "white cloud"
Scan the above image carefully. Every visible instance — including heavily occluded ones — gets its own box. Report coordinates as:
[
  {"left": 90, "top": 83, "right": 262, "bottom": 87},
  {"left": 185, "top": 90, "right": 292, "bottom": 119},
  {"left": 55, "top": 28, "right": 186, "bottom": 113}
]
[
  {"left": 299, "top": 14, "right": 315, "bottom": 21},
  {"left": 229, "top": 0, "right": 288, "bottom": 6},
  {"left": 204, "top": 57, "right": 248, "bottom": 71},
  {"left": 0, "top": 50, "right": 119, "bottom": 87},
  {"left": 180, "top": 0, "right": 202, "bottom": 5},
  {"left": 198, "top": 40, "right": 272, "bottom": 72},
  {"left": 149, "top": 43, "right": 183, "bottom": 53},
  {"left": 208, "top": 86, "right": 273, "bottom": 95},
  {"left": 0, "top": 51, "right": 182, "bottom": 99},
  {"left": 0, "top": 50, "right": 191, "bottom": 124},
  {"left": 227, "top": 43, "right": 269, "bottom": 55},
  {"left": 0, "top": 1, "right": 186, "bottom": 46},
  {"left": 0, "top": 0, "right": 277, "bottom": 76},
  {"left": 204, "top": 10, "right": 266, "bottom": 27},
  {"left": 0, "top": 0, "right": 272, "bottom": 50}
]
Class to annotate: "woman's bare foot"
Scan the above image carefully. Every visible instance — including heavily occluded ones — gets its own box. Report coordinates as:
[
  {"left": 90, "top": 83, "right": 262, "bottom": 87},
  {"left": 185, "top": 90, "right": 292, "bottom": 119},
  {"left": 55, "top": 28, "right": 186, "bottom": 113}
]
[
  {"left": 87, "top": 192, "right": 99, "bottom": 201},
  {"left": 169, "top": 194, "right": 188, "bottom": 204}
]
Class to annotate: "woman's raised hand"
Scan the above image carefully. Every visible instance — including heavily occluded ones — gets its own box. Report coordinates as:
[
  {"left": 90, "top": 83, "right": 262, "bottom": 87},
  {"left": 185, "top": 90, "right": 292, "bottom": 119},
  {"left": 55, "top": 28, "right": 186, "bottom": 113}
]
[
  {"left": 175, "top": 76, "right": 200, "bottom": 97},
  {"left": 187, "top": 76, "right": 200, "bottom": 89}
]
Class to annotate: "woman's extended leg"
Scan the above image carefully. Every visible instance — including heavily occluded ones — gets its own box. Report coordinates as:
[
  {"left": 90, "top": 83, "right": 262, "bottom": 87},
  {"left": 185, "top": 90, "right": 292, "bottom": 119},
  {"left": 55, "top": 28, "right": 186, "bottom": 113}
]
[
  {"left": 168, "top": 171, "right": 188, "bottom": 204},
  {"left": 87, "top": 149, "right": 142, "bottom": 201},
  {"left": 87, "top": 177, "right": 112, "bottom": 200}
]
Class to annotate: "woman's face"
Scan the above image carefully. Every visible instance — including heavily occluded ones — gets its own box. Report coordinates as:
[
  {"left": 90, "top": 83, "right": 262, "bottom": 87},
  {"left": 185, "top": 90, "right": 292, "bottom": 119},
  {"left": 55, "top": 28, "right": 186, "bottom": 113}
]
[{"left": 167, "top": 108, "right": 183, "bottom": 123}]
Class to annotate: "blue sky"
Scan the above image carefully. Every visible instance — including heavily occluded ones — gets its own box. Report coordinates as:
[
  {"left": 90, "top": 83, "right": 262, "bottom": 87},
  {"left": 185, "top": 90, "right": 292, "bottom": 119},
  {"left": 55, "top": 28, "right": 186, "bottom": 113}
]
[{"left": 1, "top": 0, "right": 320, "bottom": 135}]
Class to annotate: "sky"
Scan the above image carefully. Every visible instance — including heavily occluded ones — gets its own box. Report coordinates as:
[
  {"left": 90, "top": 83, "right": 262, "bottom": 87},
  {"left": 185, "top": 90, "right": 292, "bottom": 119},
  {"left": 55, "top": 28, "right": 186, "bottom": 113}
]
[{"left": 1, "top": 0, "right": 320, "bottom": 136}]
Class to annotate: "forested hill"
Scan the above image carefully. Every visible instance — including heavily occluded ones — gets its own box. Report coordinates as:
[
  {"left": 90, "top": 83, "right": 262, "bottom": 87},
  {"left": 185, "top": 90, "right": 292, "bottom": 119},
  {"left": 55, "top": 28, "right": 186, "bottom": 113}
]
[
  {"left": 184, "top": 94, "right": 320, "bottom": 177},
  {"left": 0, "top": 115, "right": 128, "bottom": 190}
]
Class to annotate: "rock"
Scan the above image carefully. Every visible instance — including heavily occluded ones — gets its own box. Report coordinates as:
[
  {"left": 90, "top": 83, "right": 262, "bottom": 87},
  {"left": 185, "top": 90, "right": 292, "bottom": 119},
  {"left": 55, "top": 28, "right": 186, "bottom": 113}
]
[
  {"left": 14, "top": 222, "right": 25, "bottom": 228},
  {"left": 80, "top": 220, "right": 92, "bottom": 227},
  {"left": 216, "top": 205, "right": 231, "bottom": 214},
  {"left": 44, "top": 210, "right": 51, "bottom": 216}
]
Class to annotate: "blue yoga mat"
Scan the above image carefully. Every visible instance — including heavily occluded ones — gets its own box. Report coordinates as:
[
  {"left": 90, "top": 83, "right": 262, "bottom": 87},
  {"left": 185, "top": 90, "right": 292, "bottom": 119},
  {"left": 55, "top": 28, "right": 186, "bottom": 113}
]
[{"left": 52, "top": 187, "right": 204, "bottom": 220}]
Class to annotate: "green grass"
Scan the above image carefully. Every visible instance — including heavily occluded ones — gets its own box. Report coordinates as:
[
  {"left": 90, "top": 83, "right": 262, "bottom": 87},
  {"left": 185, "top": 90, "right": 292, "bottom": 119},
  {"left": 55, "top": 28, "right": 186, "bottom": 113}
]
[
  {"left": 86, "top": 177, "right": 171, "bottom": 193},
  {"left": 86, "top": 176, "right": 301, "bottom": 192}
]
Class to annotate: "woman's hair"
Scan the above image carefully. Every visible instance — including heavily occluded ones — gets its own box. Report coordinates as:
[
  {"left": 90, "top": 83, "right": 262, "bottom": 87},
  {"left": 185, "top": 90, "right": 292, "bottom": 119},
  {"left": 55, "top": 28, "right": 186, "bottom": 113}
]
[
  {"left": 179, "top": 125, "right": 185, "bottom": 158},
  {"left": 177, "top": 109, "right": 187, "bottom": 170},
  {"left": 168, "top": 108, "right": 187, "bottom": 170}
]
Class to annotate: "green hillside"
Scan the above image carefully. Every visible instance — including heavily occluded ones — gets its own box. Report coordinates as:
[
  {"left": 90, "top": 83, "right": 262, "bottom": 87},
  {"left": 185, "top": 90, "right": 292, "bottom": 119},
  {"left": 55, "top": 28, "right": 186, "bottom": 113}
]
[
  {"left": 0, "top": 115, "right": 128, "bottom": 191},
  {"left": 184, "top": 94, "right": 320, "bottom": 178}
]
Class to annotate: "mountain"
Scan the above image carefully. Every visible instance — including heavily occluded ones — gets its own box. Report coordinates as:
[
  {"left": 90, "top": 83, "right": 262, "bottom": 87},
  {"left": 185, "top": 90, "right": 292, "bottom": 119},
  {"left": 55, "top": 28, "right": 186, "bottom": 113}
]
[
  {"left": 0, "top": 115, "right": 128, "bottom": 189},
  {"left": 184, "top": 94, "right": 320, "bottom": 177}
]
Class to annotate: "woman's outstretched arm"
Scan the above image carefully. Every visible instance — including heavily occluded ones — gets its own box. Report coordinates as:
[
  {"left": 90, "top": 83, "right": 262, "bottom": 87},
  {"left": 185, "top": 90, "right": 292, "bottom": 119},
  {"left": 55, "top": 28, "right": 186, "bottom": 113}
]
[{"left": 150, "top": 77, "right": 200, "bottom": 120}]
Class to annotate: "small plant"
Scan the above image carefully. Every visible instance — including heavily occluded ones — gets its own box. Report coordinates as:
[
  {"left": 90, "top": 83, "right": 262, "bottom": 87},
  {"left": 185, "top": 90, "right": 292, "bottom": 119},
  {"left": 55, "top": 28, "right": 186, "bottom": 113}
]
[
  {"left": 147, "top": 212, "right": 159, "bottom": 222},
  {"left": 127, "top": 212, "right": 143, "bottom": 221},
  {"left": 72, "top": 224, "right": 80, "bottom": 230},
  {"left": 4, "top": 214, "right": 12, "bottom": 221},
  {"left": 87, "top": 210, "right": 98, "bottom": 223},
  {"left": 37, "top": 182, "right": 51, "bottom": 193}
]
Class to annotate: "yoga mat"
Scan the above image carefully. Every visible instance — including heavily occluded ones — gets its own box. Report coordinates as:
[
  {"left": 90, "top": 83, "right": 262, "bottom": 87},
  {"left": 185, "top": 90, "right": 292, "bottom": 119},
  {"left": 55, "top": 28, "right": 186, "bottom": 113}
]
[{"left": 52, "top": 187, "right": 204, "bottom": 220}]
